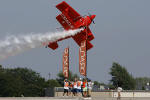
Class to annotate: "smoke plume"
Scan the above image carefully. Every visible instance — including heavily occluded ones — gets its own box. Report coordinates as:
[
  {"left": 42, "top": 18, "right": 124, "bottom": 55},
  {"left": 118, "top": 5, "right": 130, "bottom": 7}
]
[{"left": 0, "top": 28, "right": 83, "bottom": 60}]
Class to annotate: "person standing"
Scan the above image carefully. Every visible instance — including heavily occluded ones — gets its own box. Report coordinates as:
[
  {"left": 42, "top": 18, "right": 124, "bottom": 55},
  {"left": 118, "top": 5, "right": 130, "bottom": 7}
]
[
  {"left": 69, "top": 81, "right": 73, "bottom": 96},
  {"left": 63, "top": 79, "right": 69, "bottom": 97},
  {"left": 87, "top": 79, "right": 93, "bottom": 97},
  {"left": 77, "top": 78, "right": 83, "bottom": 96},
  {"left": 73, "top": 78, "right": 78, "bottom": 96},
  {"left": 82, "top": 79, "right": 88, "bottom": 97},
  {"left": 117, "top": 87, "right": 122, "bottom": 100},
  {"left": 68, "top": 80, "right": 71, "bottom": 95}
]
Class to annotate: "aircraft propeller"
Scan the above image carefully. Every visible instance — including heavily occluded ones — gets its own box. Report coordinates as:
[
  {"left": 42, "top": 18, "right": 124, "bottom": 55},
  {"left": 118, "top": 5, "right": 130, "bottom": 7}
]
[{"left": 88, "top": 12, "right": 95, "bottom": 24}]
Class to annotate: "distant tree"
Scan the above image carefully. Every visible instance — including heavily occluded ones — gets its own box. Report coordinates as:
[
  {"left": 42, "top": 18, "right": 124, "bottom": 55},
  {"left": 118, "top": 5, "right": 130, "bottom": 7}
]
[
  {"left": 94, "top": 81, "right": 100, "bottom": 86},
  {"left": 0, "top": 66, "right": 83, "bottom": 97},
  {"left": 56, "top": 71, "right": 79, "bottom": 86},
  {"left": 0, "top": 65, "right": 3, "bottom": 72},
  {"left": 0, "top": 68, "right": 23, "bottom": 97},
  {"left": 93, "top": 81, "right": 104, "bottom": 88},
  {"left": 7, "top": 68, "right": 46, "bottom": 97},
  {"left": 46, "top": 79, "right": 61, "bottom": 88},
  {"left": 135, "top": 77, "right": 150, "bottom": 90},
  {"left": 107, "top": 83, "right": 115, "bottom": 90},
  {"left": 109, "top": 62, "right": 136, "bottom": 90},
  {"left": 0, "top": 67, "right": 47, "bottom": 97},
  {"left": 0, "top": 65, "right": 2, "bottom": 69}
]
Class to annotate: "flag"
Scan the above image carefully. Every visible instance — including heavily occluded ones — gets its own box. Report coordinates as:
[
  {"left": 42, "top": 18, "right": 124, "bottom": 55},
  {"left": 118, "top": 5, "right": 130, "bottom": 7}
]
[
  {"left": 79, "top": 40, "right": 87, "bottom": 76},
  {"left": 63, "top": 48, "right": 69, "bottom": 78}
]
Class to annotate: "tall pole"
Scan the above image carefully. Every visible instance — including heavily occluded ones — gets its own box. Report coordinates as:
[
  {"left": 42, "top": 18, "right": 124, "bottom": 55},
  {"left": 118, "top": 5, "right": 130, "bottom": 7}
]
[
  {"left": 48, "top": 73, "right": 51, "bottom": 80},
  {"left": 68, "top": 46, "right": 69, "bottom": 79},
  {"left": 85, "top": 16, "right": 88, "bottom": 79}
]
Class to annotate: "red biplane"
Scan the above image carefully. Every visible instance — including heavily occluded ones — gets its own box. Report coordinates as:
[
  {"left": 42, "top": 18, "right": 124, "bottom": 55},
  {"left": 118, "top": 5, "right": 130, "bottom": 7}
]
[{"left": 48, "top": 1, "right": 96, "bottom": 50}]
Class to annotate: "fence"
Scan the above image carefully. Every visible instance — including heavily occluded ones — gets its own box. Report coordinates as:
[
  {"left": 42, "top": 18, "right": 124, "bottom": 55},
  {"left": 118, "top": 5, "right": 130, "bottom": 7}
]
[{"left": 54, "top": 87, "right": 150, "bottom": 98}]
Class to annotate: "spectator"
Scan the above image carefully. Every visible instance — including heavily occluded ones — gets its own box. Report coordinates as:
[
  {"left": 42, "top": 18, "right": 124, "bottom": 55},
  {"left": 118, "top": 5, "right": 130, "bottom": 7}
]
[
  {"left": 87, "top": 79, "right": 93, "bottom": 97},
  {"left": 73, "top": 78, "right": 78, "bottom": 96},
  {"left": 68, "top": 80, "right": 73, "bottom": 96},
  {"left": 77, "top": 78, "right": 83, "bottom": 96},
  {"left": 117, "top": 87, "right": 122, "bottom": 100},
  {"left": 63, "top": 79, "right": 69, "bottom": 97},
  {"left": 82, "top": 78, "right": 88, "bottom": 97}
]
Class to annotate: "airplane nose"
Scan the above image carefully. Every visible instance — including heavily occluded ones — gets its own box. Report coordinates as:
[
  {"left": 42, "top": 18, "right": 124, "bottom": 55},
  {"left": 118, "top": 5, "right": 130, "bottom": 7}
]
[{"left": 91, "top": 15, "right": 96, "bottom": 20}]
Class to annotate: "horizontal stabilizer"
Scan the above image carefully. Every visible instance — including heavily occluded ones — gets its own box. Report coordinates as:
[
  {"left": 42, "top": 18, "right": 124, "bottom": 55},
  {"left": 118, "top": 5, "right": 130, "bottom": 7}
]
[{"left": 48, "top": 42, "right": 58, "bottom": 50}]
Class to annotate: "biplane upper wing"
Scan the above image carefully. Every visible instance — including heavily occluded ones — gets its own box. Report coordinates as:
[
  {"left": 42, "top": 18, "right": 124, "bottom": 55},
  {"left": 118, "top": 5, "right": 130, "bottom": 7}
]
[
  {"left": 56, "top": 1, "right": 81, "bottom": 30},
  {"left": 56, "top": 1, "right": 81, "bottom": 22}
]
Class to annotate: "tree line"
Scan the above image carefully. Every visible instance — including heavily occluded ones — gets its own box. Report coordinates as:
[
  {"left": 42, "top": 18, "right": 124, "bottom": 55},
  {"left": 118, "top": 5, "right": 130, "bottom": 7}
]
[
  {"left": 0, "top": 65, "right": 81, "bottom": 97},
  {"left": 0, "top": 62, "right": 149, "bottom": 97},
  {"left": 109, "top": 62, "right": 150, "bottom": 90}
]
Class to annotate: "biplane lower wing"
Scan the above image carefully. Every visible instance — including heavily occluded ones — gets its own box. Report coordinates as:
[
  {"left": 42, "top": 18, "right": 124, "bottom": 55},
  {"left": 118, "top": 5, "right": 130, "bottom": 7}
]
[
  {"left": 72, "top": 30, "right": 93, "bottom": 50},
  {"left": 86, "top": 27, "right": 94, "bottom": 41}
]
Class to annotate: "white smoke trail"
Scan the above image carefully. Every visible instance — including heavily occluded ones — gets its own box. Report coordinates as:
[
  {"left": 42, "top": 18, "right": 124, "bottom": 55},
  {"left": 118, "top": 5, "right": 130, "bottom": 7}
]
[{"left": 0, "top": 28, "right": 83, "bottom": 61}]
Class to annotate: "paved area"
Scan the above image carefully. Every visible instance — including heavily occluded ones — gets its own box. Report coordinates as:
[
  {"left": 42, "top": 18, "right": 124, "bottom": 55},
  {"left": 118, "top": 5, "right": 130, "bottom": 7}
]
[
  {"left": 0, "top": 97, "right": 150, "bottom": 100},
  {"left": 0, "top": 97, "right": 78, "bottom": 100},
  {"left": 90, "top": 97, "right": 150, "bottom": 100}
]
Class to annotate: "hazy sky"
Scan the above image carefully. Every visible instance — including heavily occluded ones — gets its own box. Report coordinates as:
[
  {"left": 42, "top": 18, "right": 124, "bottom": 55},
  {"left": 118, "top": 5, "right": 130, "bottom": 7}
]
[{"left": 0, "top": 0, "right": 150, "bottom": 83}]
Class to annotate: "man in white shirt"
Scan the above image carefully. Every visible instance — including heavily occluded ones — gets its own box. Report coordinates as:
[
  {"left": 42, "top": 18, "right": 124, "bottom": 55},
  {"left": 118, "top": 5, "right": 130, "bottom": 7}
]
[
  {"left": 88, "top": 79, "right": 93, "bottom": 97},
  {"left": 63, "top": 79, "right": 69, "bottom": 96},
  {"left": 117, "top": 87, "right": 123, "bottom": 100}
]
